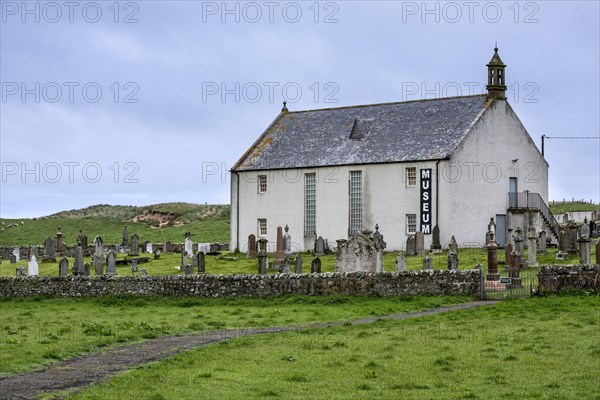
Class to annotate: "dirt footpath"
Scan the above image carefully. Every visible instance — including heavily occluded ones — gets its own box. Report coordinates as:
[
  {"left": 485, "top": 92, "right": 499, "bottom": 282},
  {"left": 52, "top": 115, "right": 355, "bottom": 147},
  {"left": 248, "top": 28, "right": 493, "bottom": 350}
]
[{"left": 0, "top": 300, "right": 498, "bottom": 400}]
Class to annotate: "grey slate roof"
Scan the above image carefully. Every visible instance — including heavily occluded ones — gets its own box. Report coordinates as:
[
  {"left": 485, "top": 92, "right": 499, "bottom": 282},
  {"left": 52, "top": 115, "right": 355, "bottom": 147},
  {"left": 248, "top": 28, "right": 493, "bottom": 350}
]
[{"left": 233, "top": 95, "right": 491, "bottom": 171}]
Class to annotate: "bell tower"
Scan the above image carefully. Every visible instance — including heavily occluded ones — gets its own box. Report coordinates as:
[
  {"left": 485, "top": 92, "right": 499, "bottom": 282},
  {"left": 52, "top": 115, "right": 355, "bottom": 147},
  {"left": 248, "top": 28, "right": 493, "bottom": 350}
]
[{"left": 486, "top": 47, "right": 507, "bottom": 100}]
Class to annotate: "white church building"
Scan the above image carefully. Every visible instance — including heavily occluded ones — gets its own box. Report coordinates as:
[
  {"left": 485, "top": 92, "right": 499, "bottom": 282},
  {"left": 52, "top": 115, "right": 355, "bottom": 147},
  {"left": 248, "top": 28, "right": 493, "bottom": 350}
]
[{"left": 230, "top": 48, "right": 556, "bottom": 252}]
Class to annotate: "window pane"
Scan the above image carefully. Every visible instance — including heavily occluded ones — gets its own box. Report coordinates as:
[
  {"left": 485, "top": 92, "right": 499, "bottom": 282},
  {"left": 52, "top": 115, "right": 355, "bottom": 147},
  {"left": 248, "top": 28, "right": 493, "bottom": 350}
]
[
  {"left": 258, "top": 175, "right": 267, "bottom": 193},
  {"left": 305, "top": 173, "right": 316, "bottom": 236},
  {"left": 258, "top": 219, "right": 267, "bottom": 236},
  {"left": 406, "top": 214, "right": 416, "bottom": 234},
  {"left": 349, "top": 171, "right": 362, "bottom": 235}
]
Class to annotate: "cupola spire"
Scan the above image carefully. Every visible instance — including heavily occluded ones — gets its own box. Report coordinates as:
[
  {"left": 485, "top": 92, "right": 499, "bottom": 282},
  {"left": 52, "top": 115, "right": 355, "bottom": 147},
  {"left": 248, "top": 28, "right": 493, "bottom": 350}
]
[{"left": 486, "top": 46, "right": 507, "bottom": 100}]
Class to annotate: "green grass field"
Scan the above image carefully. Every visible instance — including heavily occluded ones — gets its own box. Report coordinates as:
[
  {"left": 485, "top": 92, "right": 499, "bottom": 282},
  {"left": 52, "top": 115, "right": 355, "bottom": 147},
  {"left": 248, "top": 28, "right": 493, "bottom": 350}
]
[
  {"left": 0, "top": 295, "right": 471, "bottom": 377},
  {"left": 65, "top": 296, "right": 600, "bottom": 400},
  {"left": 549, "top": 200, "right": 599, "bottom": 214}
]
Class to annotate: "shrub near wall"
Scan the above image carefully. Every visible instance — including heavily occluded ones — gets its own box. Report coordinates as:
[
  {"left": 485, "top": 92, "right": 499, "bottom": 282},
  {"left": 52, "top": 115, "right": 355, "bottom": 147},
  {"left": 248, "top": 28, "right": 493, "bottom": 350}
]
[{"left": 0, "top": 270, "right": 480, "bottom": 298}]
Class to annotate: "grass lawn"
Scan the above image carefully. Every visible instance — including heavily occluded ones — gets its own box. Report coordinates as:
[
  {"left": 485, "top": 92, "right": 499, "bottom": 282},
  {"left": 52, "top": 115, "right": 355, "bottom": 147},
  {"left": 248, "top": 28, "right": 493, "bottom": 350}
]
[
  {"left": 67, "top": 296, "right": 600, "bottom": 400},
  {"left": 1, "top": 245, "right": 593, "bottom": 277},
  {"left": 0, "top": 295, "right": 472, "bottom": 377}
]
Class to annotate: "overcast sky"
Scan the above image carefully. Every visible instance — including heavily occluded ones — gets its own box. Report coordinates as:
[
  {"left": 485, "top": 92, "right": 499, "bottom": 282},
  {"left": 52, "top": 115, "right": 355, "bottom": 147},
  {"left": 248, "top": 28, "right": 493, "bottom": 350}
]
[{"left": 1, "top": 0, "right": 599, "bottom": 218}]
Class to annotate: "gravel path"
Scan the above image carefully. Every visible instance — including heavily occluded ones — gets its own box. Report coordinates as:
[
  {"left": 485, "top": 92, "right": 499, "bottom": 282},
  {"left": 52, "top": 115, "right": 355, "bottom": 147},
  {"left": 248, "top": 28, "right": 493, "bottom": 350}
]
[{"left": 0, "top": 300, "right": 499, "bottom": 400}]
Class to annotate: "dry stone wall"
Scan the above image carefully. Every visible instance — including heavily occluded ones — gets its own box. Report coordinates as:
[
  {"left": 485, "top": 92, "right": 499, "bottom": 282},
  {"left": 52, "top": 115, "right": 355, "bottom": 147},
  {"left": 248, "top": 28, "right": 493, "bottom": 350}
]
[{"left": 0, "top": 270, "right": 480, "bottom": 298}]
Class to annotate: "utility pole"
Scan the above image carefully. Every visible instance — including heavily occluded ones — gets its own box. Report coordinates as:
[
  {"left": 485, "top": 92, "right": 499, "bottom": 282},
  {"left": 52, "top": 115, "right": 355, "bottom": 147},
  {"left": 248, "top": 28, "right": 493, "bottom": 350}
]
[{"left": 541, "top": 134, "right": 545, "bottom": 156}]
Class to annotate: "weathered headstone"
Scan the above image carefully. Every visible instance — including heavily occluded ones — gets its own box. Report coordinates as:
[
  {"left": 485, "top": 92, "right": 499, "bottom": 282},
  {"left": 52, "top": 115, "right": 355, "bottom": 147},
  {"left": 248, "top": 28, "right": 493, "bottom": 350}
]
[
  {"left": 10, "top": 254, "right": 16, "bottom": 264},
  {"left": 13, "top": 247, "right": 20, "bottom": 262},
  {"left": 130, "top": 234, "right": 139, "bottom": 256},
  {"left": 59, "top": 257, "right": 69, "bottom": 277},
  {"left": 579, "top": 219, "right": 590, "bottom": 239},
  {"left": 146, "top": 242, "right": 153, "bottom": 254},
  {"left": 44, "top": 237, "right": 56, "bottom": 261},
  {"left": 558, "top": 229, "right": 568, "bottom": 252},
  {"left": 578, "top": 236, "right": 591, "bottom": 265},
  {"left": 184, "top": 237, "right": 193, "bottom": 257},
  {"left": 247, "top": 234, "right": 257, "bottom": 258},
  {"left": 372, "top": 224, "right": 386, "bottom": 273},
  {"left": 154, "top": 249, "right": 161, "bottom": 260},
  {"left": 486, "top": 217, "right": 496, "bottom": 247},
  {"left": 311, "top": 257, "right": 322, "bottom": 273},
  {"left": 449, "top": 235, "right": 458, "bottom": 255},
  {"left": 106, "top": 251, "right": 117, "bottom": 276},
  {"left": 257, "top": 238, "right": 268, "bottom": 274},
  {"left": 432, "top": 225, "right": 441, "bottom": 250},
  {"left": 513, "top": 227, "right": 525, "bottom": 268},
  {"left": 504, "top": 243, "right": 513, "bottom": 266},
  {"left": 596, "top": 240, "right": 600, "bottom": 265},
  {"left": 395, "top": 253, "right": 406, "bottom": 272},
  {"left": 165, "top": 241, "right": 173, "bottom": 253},
  {"left": 294, "top": 254, "right": 303, "bottom": 274},
  {"left": 183, "top": 264, "right": 193, "bottom": 275},
  {"left": 537, "top": 230, "right": 547, "bottom": 255},
  {"left": 140, "top": 268, "right": 148, "bottom": 277},
  {"left": 406, "top": 235, "right": 416, "bottom": 256},
  {"left": 486, "top": 232, "right": 499, "bottom": 281},
  {"left": 181, "top": 251, "right": 189, "bottom": 267},
  {"left": 273, "top": 226, "right": 284, "bottom": 268},
  {"left": 422, "top": 256, "right": 432, "bottom": 271},
  {"left": 16, "top": 266, "right": 26, "bottom": 277},
  {"left": 198, "top": 251, "right": 206, "bottom": 273},
  {"left": 56, "top": 226, "right": 63, "bottom": 257},
  {"left": 83, "top": 263, "right": 90, "bottom": 277},
  {"left": 131, "top": 259, "right": 138, "bottom": 274},
  {"left": 80, "top": 235, "right": 88, "bottom": 256},
  {"left": 31, "top": 245, "right": 39, "bottom": 258},
  {"left": 192, "top": 253, "right": 198, "bottom": 269},
  {"left": 94, "top": 259, "right": 104, "bottom": 276},
  {"left": 314, "top": 236, "right": 326, "bottom": 257},
  {"left": 283, "top": 225, "right": 292, "bottom": 256},
  {"left": 415, "top": 232, "right": 425, "bottom": 255},
  {"left": 122, "top": 225, "right": 129, "bottom": 245},
  {"left": 73, "top": 247, "right": 84, "bottom": 275},
  {"left": 335, "top": 232, "right": 376, "bottom": 273},
  {"left": 28, "top": 255, "right": 39, "bottom": 276},
  {"left": 281, "top": 256, "right": 291, "bottom": 273},
  {"left": 447, "top": 252, "right": 458, "bottom": 271},
  {"left": 527, "top": 226, "right": 538, "bottom": 267}
]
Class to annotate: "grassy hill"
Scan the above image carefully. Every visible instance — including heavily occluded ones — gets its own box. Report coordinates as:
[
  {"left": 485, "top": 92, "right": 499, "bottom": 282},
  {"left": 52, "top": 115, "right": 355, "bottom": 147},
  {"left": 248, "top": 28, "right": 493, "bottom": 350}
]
[
  {"left": 549, "top": 200, "right": 599, "bottom": 215},
  {"left": 0, "top": 203, "right": 230, "bottom": 246}
]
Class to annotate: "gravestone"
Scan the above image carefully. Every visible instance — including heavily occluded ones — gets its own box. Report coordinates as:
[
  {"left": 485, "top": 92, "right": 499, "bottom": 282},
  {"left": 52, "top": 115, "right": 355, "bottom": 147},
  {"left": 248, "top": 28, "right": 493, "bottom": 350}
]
[
  {"left": 372, "top": 224, "right": 386, "bottom": 273},
  {"left": 281, "top": 256, "right": 291, "bottom": 273},
  {"left": 294, "top": 254, "right": 302, "bottom": 273},
  {"left": 106, "top": 251, "right": 117, "bottom": 276},
  {"left": 16, "top": 266, "right": 26, "bottom": 277},
  {"left": 10, "top": 254, "right": 16, "bottom": 264},
  {"left": 538, "top": 231, "right": 547, "bottom": 255},
  {"left": 555, "top": 251, "right": 567, "bottom": 260},
  {"left": 247, "top": 234, "right": 257, "bottom": 258},
  {"left": 154, "top": 249, "right": 161, "bottom": 260},
  {"left": 83, "top": 263, "right": 90, "bottom": 277},
  {"left": 80, "top": 235, "right": 88, "bottom": 256},
  {"left": 184, "top": 237, "right": 193, "bottom": 257},
  {"left": 311, "top": 257, "right": 322, "bottom": 273},
  {"left": 579, "top": 219, "right": 590, "bottom": 239},
  {"left": 596, "top": 240, "right": 600, "bottom": 265},
  {"left": 131, "top": 259, "right": 138, "bottom": 274},
  {"left": 558, "top": 229, "right": 568, "bottom": 252},
  {"left": 431, "top": 225, "right": 441, "bottom": 250},
  {"left": 486, "top": 218, "right": 496, "bottom": 247},
  {"left": 184, "top": 264, "right": 193, "bottom": 275},
  {"left": 181, "top": 251, "right": 189, "bottom": 267},
  {"left": 513, "top": 227, "right": 525, "bottom": 268},
  {"left": 562, "top": 213, "right": 568, "bottom": 224},
  {"left": 447, "top": 252, "right": 458, "bottom": 271},
  {"left": 94, "top": 258, "right": 104, "bottom": 276},
  {"left": 527, "top": 226, "right": 538, "bottom": 267},
  {"left": 146, "top": 242, "right": 153, "bottom": 254},
  {"left": 13, "top": 247, "right": 20, "bottom": 262},
  {"left": 130, "top": 234, "right": 139, "bottom": 256},
  {"left": 395, "top": 253, "right": 406, "bottom": 272},
  {"left": 198, "top": 243, "right": 211, "bottom": 253},
  {"left": 122, "top": 225, "right": 129, "bottom": 245},
  {"left": 44, "top": 237, "right": 56, "bottom": 261},
  {"left": 415, "top": 232, "right": 425, "bottom": 255},
  {"left": 198, "top": 251, "right": 206, "bottom": 273},
  {"left": 422, "top": 256, "right": 432, "bottom": 271},
  {"left": 283, "top": 225, "right": 292, "bottom": 256},
  {"left": 273, "top": 226, "right": 284, "bottom": 268},
  {"left": 140, "top": 268, "right": 148, "bottom": 277},
  {"left": 192, "top": 253, "right": 198, "bottom": 269},
  {"left": 504, "top": 243, "right": 513, "bottom": 267},
  {"left": 257, "top": 238, "right": 268, "bottom": 275},
  {"left": 486, "top": 232, "right": 499, "bottom": 281},
  {"left": 314, "top": 236, "right": 326, "bottom": 256},
  {"left": 165, "top": 241, "right": 173, "bottom": 253},
  {"left": 59, "top": 257, "right": 69, "bottom": 277},
  {"left": 449, "top": 235, "right": 458, "bottom": 255},
  {"left": 335, "top": 232, "right": 376, "bottom": 273},
  {"left": 31, "top": 245, "right": 39, "bottom": 258},
  {"left": 406, "top": 236, "right": 416, "bottom": 256},
  {"left": 74, "top": 247, "right": 84, "bottom": 275},
  {"left": 56, "top": 226, "right": 63, "bottom": 257},
  {"left": 28, "top": 255, "right": 39, "bottom": 276},
  {"left": 578, "top": 224, "right": 591, "bottom": 264},
  {"left": 567, "top": 222, "right": 578, "bottom": 254}
]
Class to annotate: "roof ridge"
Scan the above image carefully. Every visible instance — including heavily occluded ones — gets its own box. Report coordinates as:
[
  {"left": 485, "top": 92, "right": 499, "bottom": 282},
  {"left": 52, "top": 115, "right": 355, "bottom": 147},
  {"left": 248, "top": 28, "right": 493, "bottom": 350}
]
[{"left": 287, "top": 94, "right": 487, "bottom": 114}]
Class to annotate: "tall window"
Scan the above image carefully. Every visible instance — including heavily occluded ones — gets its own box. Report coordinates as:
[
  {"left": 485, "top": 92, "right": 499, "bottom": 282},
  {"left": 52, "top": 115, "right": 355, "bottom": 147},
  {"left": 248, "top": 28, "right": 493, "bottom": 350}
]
[
  {"left": 406, "top": 167, "right": 417, "bottom": 187},
  {"left": 349, "top": 171, "right": 362, "bottom": 235},
  {"left": 406, "top": 214, "right": 417, "bottom": 234},
  {"left": 305, "top": 173, "right": 316, "bottom": 236},
  {"left": 258, "top": 175, "right": 267, "bottom": 193},
  {"left": 258, "top": 219, "right": 267, "bottom": 236}
]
